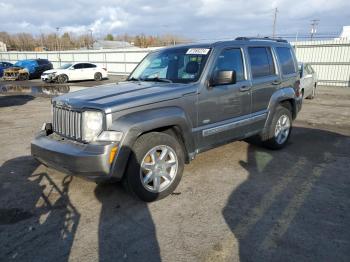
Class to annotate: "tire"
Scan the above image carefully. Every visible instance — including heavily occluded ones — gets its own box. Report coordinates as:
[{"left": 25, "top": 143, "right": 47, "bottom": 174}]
[
  {"left": 57, "top": 74, "right": 68, "bottom": 84},
  {"left": 261, "top": 105, "right": 292, "bottom": 150},
  {"left": 94, "top": 72, "right": 103, "bottom": 81},
  {"left": 123, "top": 132, "right": 184, "bottom": 202},
  {"left": 307, "top": 84, "right": 316, "bottom": 99},
  {"left": 18, "top": 73, "right": 29, "bottom": 81}
]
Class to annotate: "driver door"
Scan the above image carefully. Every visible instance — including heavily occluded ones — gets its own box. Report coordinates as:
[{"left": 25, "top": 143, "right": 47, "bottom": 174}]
[
  {"left": 69, "top": 63, "right": 84, "bottom": 80},
  {"left": 196, "top": 47, "right": 252, "bottom": 150}
]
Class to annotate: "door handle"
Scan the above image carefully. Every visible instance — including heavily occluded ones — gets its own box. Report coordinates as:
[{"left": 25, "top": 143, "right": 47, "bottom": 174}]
[
  {"left": 239, "top": 86, "right": 251, "bottom": 92},
  {"left": 271, "top": 80, "right": 281, "bottom": 85}
]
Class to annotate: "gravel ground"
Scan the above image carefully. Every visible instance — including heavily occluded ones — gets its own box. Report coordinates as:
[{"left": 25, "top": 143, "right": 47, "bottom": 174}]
[{"left": 0, "top": 86, "right": 349, "bottom": 262}]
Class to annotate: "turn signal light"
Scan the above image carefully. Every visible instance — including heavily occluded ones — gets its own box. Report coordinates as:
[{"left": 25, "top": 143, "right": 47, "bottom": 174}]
[{"left": 109, "top": 146, "right": 118, "bottom": 164}]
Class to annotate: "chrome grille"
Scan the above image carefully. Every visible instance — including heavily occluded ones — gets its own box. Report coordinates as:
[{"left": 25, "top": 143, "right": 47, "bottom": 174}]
[{"left": 52, "top": 106, "right": 82, "bottom": 140}]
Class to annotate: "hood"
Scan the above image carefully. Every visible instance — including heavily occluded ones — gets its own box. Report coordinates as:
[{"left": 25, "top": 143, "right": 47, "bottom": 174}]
[
  {"left": 53, "top": 81, "right": 196, "bottom": 112},
  {"left": 43, "top": 69, "right": 58, "bottom": 74},
  {"left": 4, "top": 66, "right": 27, "bottom": 72}
]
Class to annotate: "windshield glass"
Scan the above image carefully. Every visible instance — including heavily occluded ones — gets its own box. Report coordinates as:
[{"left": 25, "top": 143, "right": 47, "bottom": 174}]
[
  {"left": 129, "top": 47, "right": 211, "bottom": 83},
  {"left": 59, "top": 63, "right": 72, "bottom": 69}
]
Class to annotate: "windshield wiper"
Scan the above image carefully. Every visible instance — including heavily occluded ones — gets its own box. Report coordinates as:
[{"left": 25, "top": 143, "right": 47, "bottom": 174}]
[{"left": 142, "top": 77, "right": 173, "bottom": 83}]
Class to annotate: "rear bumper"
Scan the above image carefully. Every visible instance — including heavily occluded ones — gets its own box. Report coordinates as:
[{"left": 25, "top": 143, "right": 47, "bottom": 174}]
[{"left": 31, "top": 131, "right": 117, "bottom": 181}]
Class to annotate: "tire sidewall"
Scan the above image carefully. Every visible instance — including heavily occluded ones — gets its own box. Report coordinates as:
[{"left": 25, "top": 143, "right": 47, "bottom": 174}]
[
  {"left": 264, "top": 106, "right": 292, "bottom": 150},
  {"left": 94, "top": 72, "right": 102, "bottom": 81},
  {"left": 58, "top": 74, "right": 68, "bottom": 83},
  {"left": 125, "top": 132, "right": 184, "bottom": 202}
]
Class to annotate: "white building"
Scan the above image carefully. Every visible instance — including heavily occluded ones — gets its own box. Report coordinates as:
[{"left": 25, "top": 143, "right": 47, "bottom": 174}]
[
  {"left": 337, "top": 26, "right": 350, "bottom": 40},
  {"left": 0, "top": 41, "right": 7, "bottom": 52}
]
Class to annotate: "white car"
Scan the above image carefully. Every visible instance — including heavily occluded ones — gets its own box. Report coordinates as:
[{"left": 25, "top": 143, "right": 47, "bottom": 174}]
[
  {"left": 41, "top": 63, "right": 108, "bottom": 83},
  {"left": 298, "top": 62, "right": 317, "bottom": 99}
]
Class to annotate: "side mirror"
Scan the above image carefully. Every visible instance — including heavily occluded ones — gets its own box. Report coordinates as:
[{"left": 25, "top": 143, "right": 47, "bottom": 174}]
[{"left": 211, "top": 70, "right": 236, "bottom": 86}]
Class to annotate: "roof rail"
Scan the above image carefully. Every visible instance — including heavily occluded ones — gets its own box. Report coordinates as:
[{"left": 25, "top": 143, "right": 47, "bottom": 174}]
[{"left": 235, "top": 37, "right": 288, "bottom": 43}]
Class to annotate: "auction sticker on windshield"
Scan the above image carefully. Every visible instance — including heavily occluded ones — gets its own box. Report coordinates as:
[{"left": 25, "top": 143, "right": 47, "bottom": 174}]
[{"left": 186, "top": 48, "right": 210, "bottom": 55}]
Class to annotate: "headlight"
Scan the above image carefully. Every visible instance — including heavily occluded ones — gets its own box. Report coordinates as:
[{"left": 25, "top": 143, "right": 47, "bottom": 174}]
[{"left": 82, "top": 111, "right": 103, "bottom": 142}]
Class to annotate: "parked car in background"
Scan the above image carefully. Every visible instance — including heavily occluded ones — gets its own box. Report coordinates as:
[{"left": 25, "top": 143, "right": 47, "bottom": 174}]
[
  {"left": 3, "top": 59, "right": 53, "bottom": 80},
  {"left": 41, "top": 63, "right": 108, "bottom": 83},
  {"left": 0, "top": 62, "right": 13, "bottom": 77},
  {"left": 299, "top": 62, "right": 317, "bottom": 99}
]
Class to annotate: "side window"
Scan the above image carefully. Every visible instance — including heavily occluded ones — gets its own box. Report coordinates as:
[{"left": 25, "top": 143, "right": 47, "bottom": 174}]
[
  {"left": 276, "top": 47, "right": 296, "bottom": 75},
  {"left": 73, "top": 63, "right": 84, "bottom": 69},
  {"left": 83, "top": 63, "right": 96, "bottom": 68},
  {"left": 248, "top": 47, "right": 275, "bottom": 78},
  {"left": 214, "top": 48, "right": 245, "bottom": 81}
]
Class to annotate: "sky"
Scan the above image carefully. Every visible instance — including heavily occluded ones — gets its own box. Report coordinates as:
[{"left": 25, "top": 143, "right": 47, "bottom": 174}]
[{"left": 0, "top": 0, "right": 349, "bottom": 40}]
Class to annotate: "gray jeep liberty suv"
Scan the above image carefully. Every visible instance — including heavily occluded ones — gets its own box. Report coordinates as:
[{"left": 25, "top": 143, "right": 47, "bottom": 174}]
[{"left": 31, "top": 37, "right": 302, "bottom": 201}]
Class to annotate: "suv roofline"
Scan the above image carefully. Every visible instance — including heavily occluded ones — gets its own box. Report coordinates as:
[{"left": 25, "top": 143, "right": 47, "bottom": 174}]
[{"left": 152, "top": 38, "right": 291, "bottom": 51}]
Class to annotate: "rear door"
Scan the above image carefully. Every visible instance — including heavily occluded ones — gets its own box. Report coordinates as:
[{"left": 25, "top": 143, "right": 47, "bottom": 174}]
[{"left": 248, "top": 46, "right": 280, "bottom": 118}]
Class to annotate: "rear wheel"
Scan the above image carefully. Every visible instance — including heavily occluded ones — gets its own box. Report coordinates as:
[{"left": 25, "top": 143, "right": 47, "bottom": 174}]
[
  {"left": 94, "top": 72, "right": 103, "bottom": 81},
  {"left": 307, "top": 83, "right": 316, "bottom": 99},
  {"left": 123, "top": 132, "right": 184, "bottom": 202},
  {"left": 261, "top": 105, "right": 292, "bottom": 150},
  {"left": 57, "top": 74, "right": 68, "bottom": 84}
]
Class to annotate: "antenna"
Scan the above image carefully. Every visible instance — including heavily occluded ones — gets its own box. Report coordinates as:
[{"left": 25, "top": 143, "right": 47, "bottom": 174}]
[
  {"left": 310, "top": 19, "right": 320, "bottom": 40},
  {"left": 272, "top": 8, "right": 278, "bottom": 38}
]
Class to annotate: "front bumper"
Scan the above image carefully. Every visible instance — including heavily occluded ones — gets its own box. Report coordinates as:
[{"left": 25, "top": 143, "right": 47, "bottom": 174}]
[
  {"left": 31, "top": 131, "right": 117, "bottom": 180},
  {"left": 41, "top": 74, "right": 56, "bottom": 82}
]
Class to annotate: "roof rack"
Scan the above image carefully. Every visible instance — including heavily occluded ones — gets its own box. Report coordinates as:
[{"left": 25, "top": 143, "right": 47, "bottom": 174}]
[{"left": 235, "top": 37, "right": 288, "bottom": 43}]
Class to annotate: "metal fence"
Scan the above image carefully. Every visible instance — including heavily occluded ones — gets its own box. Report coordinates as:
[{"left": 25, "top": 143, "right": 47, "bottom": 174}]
[
  {"left": 1, "top": 39, "right": 350, "bottom": 87},
  {"left": 292, "top": 39, "right": 350, "bottom": 87},
  {"left": 0, "top": 48, "right": 155, "bottom": 75}
]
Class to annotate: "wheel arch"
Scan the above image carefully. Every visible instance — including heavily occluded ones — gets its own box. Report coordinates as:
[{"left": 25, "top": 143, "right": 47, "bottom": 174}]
[{"left": 109, "top": 107, "right": 195, "bottom": 180}]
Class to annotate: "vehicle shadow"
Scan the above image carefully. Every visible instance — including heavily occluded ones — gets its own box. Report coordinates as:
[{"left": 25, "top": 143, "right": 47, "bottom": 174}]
[
  {"left": 222, "top": 127, "right": 350, "bottom": 261},
  {"left": 0, "top": 156, "right": 80, "bottom": 261},
  {"left": 0, "top": 94, "right": 35, "bottom": 107},
  {"left": 94, "top": 148, "right": 161, "bottom": 262}
]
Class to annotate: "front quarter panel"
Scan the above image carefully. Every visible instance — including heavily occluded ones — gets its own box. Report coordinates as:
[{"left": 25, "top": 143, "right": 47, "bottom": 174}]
[{"left": 109, "top": 106, "right": 195, "bottom": 179}]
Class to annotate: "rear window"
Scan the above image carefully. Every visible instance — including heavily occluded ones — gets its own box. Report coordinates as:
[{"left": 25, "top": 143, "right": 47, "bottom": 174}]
[
  {"left": 248, "top": 47, "right": 275, "bottom": 78},
  {"left": 276, "top": 47, "right": 296, "bottom": 75}
]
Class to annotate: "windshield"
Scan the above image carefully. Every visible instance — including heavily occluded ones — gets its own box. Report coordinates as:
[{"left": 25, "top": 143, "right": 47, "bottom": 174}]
[
  {"left": 129, "top": 47, "right": 211, "bottom": 83},
  {"left": 59, "top": 63, "right": 72, "bottom": 69}
]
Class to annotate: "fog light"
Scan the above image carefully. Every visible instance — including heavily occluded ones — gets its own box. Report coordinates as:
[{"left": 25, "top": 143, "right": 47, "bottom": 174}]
[{"left": 109, "top": 146, "right": 118, "bottom": 164}]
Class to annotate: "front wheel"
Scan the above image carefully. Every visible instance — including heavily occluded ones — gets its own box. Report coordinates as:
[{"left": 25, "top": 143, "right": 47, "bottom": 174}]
[
  {"left": 123, "top": 132, "right": 184, "bottom": 202},
  {"left": 262, "top": 105, "right": 292, "bottom": 150},
  {"left": 57, "top": 74, "right": 68, "bottom": 84}
]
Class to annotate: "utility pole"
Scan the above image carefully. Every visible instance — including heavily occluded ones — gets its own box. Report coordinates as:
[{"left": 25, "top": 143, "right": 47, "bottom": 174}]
[
  {"left": 310, "top": 19, "right": 319, "bottom": 40},
  {"left": 272, "top": 8, "right": 278, "bottom": 38},
  {"left": 56, "top": 27, "right": 61, "bottom": 66},
  {"left": 88, "top": 29, "right": 93, "bottom": 49}
]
